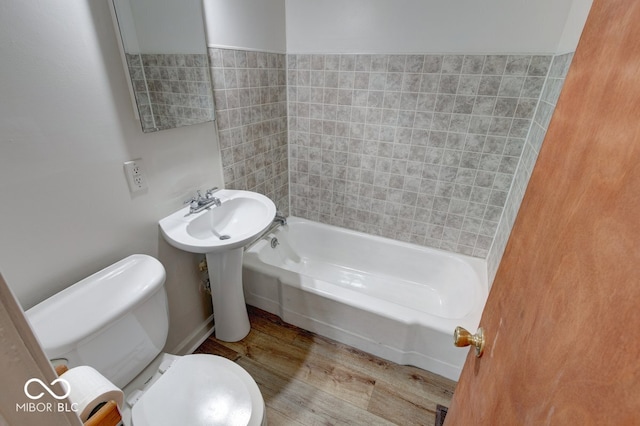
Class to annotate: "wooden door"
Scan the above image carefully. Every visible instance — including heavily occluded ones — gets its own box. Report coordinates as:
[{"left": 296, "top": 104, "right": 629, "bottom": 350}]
[{"left": 445, "top": 0, "right": 640, "bottom": 424}]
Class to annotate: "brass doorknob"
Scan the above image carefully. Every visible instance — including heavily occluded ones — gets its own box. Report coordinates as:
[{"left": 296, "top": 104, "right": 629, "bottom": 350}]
[{"left": 454, "top": 326, "right": 485, "bottom": 357}]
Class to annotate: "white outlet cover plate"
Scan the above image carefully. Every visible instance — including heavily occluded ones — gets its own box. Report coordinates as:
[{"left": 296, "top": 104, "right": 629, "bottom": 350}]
[{"left": 124, "top": 159, "right": 148, "bottom": 193}]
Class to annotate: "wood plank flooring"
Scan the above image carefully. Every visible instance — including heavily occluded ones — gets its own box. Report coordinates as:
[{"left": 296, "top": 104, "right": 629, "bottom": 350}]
[{"left": 194, "top": 306, "right": 456, "bottom": 425}]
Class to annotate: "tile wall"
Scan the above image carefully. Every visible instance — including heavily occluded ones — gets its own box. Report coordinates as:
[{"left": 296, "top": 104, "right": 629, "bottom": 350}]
[
  {"left": 126, "top": 53, "right": 215, "bottom": 132},
  {"left": 487, "top": 52, "right": 574, "bottom": 280},
  {"left": 208, "top": 48, "right": 289, "bottom": 214},
  {"left": 287, "top": 53, "right": 553, "bottom": 257}
]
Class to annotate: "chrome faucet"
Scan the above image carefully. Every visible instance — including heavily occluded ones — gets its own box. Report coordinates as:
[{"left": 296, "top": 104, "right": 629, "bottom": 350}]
[
  {"left": 204, "top": 188, "right": 222, "bottom": 206},
  {"left": 184, "top": 187, "right": 222, "bottom": 214},
  {"left": 274, "top": 211, "right": 287, "bottom": 226}
]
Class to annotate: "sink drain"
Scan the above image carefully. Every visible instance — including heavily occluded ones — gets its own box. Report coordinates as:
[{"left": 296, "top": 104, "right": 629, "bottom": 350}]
[{"left": 219, "top": 235, "right": 231, "bottom": 240}]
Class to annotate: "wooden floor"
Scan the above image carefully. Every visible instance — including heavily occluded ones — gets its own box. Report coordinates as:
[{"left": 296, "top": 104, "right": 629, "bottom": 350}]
[{"left": 195, "top": 306, "right": 456, "bottom": 425}]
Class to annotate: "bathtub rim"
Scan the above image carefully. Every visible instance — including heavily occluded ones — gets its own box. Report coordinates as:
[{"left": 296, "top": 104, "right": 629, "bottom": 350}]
[{"left": 247, "top": 216, "right": 488, "bottom": 281}]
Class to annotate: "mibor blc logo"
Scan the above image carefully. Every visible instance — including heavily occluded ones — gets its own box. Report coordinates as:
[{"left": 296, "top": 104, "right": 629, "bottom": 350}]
[
  {"left": 16, "top": 377, "right": 79, "bottom": 414},
  {"left": 24, "top": 378, "right": 71, "bottom": 400}
]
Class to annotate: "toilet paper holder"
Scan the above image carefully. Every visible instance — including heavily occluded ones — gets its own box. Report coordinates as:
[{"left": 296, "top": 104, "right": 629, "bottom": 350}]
[{"left": 55, "top": 365, "right": 122, "bottom": 426}]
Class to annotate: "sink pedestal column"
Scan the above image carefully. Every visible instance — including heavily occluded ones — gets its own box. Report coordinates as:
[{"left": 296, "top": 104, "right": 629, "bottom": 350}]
[{"left": 206, "top": 248, "right": 250, "bottom": 342}]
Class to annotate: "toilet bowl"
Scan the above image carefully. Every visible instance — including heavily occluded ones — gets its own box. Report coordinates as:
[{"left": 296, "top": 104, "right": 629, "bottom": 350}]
[
  {"left": 124, "top": 353, "right": 264, "bottom": 426},
  {"left": 26, "top": 254, "right": 265, "bottom": 426}
]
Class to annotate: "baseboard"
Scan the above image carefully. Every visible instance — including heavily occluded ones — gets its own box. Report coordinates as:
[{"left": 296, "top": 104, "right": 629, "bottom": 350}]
[{"left": 169, "top": 315, "right": 215, "bottom": 355}]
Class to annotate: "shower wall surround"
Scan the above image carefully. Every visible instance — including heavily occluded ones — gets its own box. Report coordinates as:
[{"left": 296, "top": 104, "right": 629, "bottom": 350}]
[
  {"left": 487, "top": 52, "right": 573, "bottom": 280},
  {"left": 208, "top": 48, "right": 289, "bottom": 214},
  {"left": 287, "top": 53, "right": 552, "bottom": 257}
]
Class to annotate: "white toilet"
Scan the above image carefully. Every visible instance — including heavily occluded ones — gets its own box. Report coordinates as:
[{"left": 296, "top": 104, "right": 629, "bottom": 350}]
[{"left": 26, "top": 254, "right": 266, "bottom": 426}]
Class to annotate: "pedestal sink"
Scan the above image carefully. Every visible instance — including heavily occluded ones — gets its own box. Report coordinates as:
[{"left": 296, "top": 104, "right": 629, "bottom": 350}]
[{"left": 159, "top": 189, "right": 276, "bottom": 342}]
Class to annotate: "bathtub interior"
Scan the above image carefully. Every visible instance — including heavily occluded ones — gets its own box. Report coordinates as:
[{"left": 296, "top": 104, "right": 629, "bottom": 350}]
[
  {"left": 243, "top": 217, "right": 488, "bottom": 381},
  {"left": 253, "top": 219, "right": 485, "bottom": 320}
]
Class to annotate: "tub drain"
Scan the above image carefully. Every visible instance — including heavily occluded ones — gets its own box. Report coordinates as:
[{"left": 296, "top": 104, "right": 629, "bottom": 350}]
[{"left": 219, "top": 235, "right": 231, "bottom": 240}]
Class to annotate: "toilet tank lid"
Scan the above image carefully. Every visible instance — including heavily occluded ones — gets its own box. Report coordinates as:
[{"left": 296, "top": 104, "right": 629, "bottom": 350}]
[{"left": 26, "top": 254, "right": 166, "bottom": 356}]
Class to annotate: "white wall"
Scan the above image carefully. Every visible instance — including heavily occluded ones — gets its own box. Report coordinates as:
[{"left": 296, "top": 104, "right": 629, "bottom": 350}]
[
  {"left": 557, "top": 0, "right": 593, "bottom": 53},
  {"left": 0, "top": 0, "right": 222, "bottom": 351},
  {"left": 203, "top": 0, "right": 286, "bottom": 52},
  {"left": 286, "top": 0, "right": 578, "bottom": 54},
  {"left": 201, "top": 0, "right": 588, "bottom": 55}
]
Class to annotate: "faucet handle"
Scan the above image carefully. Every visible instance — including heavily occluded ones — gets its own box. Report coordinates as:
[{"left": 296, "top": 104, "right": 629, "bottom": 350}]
[
  {"left": 184, "top": 196, "right": 199, "bottom": 210},
  {"left": 205, "top": 187, "right": 220, "bottom": 198}
]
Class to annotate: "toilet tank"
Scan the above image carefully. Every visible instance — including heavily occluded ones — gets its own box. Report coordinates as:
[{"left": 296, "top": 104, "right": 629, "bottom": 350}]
[{"left": 26, "top": 254, "right": 168, "bottom": 389}]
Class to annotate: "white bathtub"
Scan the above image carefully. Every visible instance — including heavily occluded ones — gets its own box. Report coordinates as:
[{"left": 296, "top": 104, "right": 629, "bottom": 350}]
[{"left": 242, "top": 217, "right": 488, "bottom": 381}]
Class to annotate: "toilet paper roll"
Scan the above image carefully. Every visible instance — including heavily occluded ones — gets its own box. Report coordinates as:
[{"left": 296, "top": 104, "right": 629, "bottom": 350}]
[{"left": 62, "top": 366, "right": 124, "bottom": 422}]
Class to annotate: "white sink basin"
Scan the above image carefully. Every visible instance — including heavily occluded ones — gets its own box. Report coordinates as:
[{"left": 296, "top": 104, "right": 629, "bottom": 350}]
[{"left": 159, "top": 190, "right": 276, "bottom": 254}]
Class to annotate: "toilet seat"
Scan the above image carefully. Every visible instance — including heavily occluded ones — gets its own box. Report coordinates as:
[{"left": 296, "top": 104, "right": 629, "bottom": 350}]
[{"left": 131, "top": 354, "right": 264, "bottom": 426}]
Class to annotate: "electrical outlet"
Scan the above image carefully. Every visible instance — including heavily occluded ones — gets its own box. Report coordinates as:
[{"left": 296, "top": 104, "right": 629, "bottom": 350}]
[{"left": 124, "top": 159, "right": 148, "bottom": 193}]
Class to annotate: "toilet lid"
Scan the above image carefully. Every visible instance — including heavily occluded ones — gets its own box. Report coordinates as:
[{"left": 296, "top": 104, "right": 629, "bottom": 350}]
[{"left": 132, "top": 354, "right": 264, "bottom": 426}]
